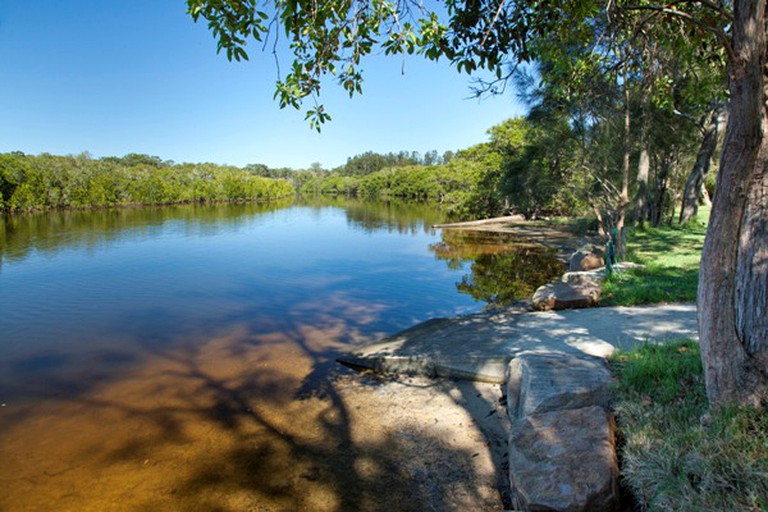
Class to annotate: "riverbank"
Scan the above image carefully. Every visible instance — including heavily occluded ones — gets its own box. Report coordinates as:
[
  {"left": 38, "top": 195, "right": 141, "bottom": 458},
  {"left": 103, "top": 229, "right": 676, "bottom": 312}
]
[
  {"left": 338, "top": 303, "right": 698, "bottom": 511},
  {"left": 331, "top": 375, "right": 511, "bottom": 509},
  {"left": 433, "top": 214, "right": 592, "bottom": 261},
  {"left": 337, "top": 212, "right": 716, "bottom": 511},
  {"left": 1, "top": 357, "right": 510, "bottom": 512},
  {"left": 339, "top": 303, "right": 698, "bottom": 382}
]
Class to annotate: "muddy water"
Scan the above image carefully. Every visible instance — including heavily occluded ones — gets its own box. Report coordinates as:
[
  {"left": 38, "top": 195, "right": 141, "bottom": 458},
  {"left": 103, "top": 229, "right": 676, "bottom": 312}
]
[{"left": 0, "top": 199, "right": 562, "bottom": 511}]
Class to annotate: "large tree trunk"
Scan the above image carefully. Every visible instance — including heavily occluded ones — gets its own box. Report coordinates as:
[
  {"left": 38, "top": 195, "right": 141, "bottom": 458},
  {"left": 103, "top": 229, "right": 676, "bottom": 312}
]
[
  {"left": 698, "top": 0, "right": 768, "bottom": 407},
  {"left": 632, "top": 138, "right": 651, "bottom": 226},
  {"left": 615, "top": 72, "right": 631, "bottom": 259},
  {"left": 679, "top": 104, "right": 726, "bottom": 224},
  {"left": 632, "top": 97, "right": 651, "bottom": 226}
]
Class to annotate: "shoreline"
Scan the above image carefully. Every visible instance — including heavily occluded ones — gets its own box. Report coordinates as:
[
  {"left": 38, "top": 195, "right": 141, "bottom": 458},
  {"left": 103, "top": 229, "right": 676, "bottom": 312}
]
[
  {"left": 431, "top": 214, "right": 528, "bottom": 228},
  {"left": 339, "top": 302, "right": 699, "bottom": 510},
  {"left": 432, "top": 214, "right": 596, "bottom": 260}
]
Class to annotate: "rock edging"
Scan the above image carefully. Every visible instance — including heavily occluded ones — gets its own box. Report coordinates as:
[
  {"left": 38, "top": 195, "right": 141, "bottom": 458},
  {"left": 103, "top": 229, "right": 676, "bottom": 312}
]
[
  {"left": 519, "top": 244, "right": 641, "bottom": 510},
  {"left": 505, "top": 352, "right": 620, "bottom": 512},
  {"left": 533, "top": 257, "right": 644, "bottom": 311}
]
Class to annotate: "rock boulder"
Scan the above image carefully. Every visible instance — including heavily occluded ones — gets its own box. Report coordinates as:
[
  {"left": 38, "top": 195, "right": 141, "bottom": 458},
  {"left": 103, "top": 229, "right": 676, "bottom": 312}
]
[
  {"left": 506, "top": 352, "right": 614, "bottom": 420},
  {"left": 508, "top": 405, "right": 619, "bottom": 512},
  {"left": 568, "top": 244, "right": 606, "bottom": 272},
  {"left": 532, "top": 281, "right": 601, "bottom": 311}
]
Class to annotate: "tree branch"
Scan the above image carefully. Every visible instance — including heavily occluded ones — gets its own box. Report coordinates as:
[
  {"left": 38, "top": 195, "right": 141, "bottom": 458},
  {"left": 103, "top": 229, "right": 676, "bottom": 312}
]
[
  {"left": 673, "top": 108, "right": 707, "bottom": 132},
  {"left": 624, "top": 2, "right": 735, "bottom": 62},
  {"left": 696, "top": 0, "right": 733, "bottom": 22},
  {"left": 480, "top": 0, "right": 508, "bottom": 49}
]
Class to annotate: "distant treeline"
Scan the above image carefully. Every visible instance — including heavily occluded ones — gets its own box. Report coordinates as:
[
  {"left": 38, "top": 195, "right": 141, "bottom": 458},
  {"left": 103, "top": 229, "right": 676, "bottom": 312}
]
[
  {"left": 242, "top": 149, "right": 452, "bottom": 178},
  {"left": 291, "top": 126, "right": 584, "bottom": 221},
  {"left": 287, "top": 109, "right": 721, "bottom": 227},
  {"left": 297, "top": 161, "right": 501, "bottom": 220},
  {"left": 0, "top": 152, "right": 294, "bottom": 212},
  {"left": 2, "top": 105, "right": 719, "bottom": 227},
  {"left": 238, "top": 148, "right": 500, "bottom": 220}
]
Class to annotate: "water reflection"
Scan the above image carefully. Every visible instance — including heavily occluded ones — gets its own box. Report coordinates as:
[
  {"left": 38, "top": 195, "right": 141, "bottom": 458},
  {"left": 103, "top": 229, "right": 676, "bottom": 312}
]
[
  {"left": 0, "top": 199, "right": 293, "bottom": 265},
  {"left": 0, "top": 290, "right": 501, "bottom": 511},
  {"left": 431, "top": 230, "right": 564, "bottom": 306},
  {"left": 300, "top": 196, "right": 446, "bottom": 235},
  {"left": 0, "top": 198, "right": 447, "bottom": 268},
  {"left": 0, "top": 199, "right": 514, "bottom": 511}
]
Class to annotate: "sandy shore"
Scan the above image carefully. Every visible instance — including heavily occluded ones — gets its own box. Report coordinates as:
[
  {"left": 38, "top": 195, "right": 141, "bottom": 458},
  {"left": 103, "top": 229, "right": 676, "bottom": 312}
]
[
  {"left": 332, "top": 373, "right": 512, "bottom": 510},
  {"left": 433, "top": 215, "right": 590, "bottom": 259}
]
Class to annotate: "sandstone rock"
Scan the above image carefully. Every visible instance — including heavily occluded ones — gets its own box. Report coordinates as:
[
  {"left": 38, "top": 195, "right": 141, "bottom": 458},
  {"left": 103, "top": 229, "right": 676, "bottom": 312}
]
[
  {"left": 508, "top": 406, "right": 619, "bottom": 512},
  {"left": 562, "top": 262, "right": 646, "bottom": 287},
  {"left": 561, "top": 269, "right": 605, "bottom": 287},
  {"left": 506, "top": 353, "right": 614, "bottom": 421},
  {"left": 568, "top": 244, "right": 606, "bottom": 272},
  {"left": 532, "top": 282, "right": 600, "bottom": 311}
]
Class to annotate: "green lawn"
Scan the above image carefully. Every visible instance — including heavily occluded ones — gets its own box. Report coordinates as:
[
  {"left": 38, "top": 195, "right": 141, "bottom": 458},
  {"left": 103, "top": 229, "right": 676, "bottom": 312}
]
[
  {"left": 599, "top": 209, "right": 767, "bottom": 510},
  {"left": 610, "top": 341, "right": 768, "bottom": 511},
  {"left": 601, "top": 208, "right": 708, "bottom": 306}
]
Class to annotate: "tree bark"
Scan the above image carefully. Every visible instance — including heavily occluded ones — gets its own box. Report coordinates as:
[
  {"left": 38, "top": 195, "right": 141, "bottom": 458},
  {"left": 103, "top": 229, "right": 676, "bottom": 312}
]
[
  {"left": 616, "top": 70, "right": 631, "bottom": 259},
  {"left": 679, "top": 104, "right": 726, "bottom": 224},
  {"left": 632, "top": 95, "right": 651, "bottom": 226},
  {"left": 700, "top": 183, "right": 712, "bottom": 207},
  {"left": 651, "top": 154, "right": 673, "bottom": 227},
  {"left": 698, "top": 0, "right": 768, "bottom": 407},
  {"left": 633, "top": 138, "right": 651, "bottom": 226}
]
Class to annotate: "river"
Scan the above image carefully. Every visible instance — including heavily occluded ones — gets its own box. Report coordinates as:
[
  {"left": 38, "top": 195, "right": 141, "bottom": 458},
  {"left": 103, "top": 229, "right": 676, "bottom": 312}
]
[{"left": 0, "top": 198, "right": 561, "bottom": 511}]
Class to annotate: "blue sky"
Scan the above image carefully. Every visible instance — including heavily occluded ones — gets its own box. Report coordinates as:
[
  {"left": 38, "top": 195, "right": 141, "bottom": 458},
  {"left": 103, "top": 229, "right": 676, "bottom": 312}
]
[{"left": 0, "top": 0, "right": 524, "bottom": 169}]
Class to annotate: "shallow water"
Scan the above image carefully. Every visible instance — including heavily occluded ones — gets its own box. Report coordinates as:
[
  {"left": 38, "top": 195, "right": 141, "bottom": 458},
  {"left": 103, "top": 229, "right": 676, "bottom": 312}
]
[{"left": 0, "top": 198, "right": 562, "bottom": 511}]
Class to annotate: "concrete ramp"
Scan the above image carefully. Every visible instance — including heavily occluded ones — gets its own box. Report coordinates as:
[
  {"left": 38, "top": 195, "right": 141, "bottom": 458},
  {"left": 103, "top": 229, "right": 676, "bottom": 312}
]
[{"left": 338, "top": 303, "right": 698, "bottom": 383}]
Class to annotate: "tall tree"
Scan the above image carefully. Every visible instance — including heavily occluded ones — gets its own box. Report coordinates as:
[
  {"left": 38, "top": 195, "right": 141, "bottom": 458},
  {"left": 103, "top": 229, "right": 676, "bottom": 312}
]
[
  {"left": 696, "top": 0, "right": 767, "bottom": 406},
  {"left": 188, "top": 0, "right": 766, "bottom": 407},
  {"left": 679, "top": 103, "right": 727, "bottom": 224}
]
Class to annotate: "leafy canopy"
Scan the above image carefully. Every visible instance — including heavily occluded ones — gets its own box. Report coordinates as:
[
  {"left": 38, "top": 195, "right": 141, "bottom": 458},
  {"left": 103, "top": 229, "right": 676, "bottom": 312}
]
[
  {"left": 188, "top": 1, "right": 731, "bottom": 130},
  {"left": 186, "top": 0, "right": 631, "bottom": 129}
]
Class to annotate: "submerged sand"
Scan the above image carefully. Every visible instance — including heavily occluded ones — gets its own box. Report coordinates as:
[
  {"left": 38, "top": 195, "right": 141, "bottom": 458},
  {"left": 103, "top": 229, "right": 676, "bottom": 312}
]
[{"left": 0, "top": 324, "right": 510, "bottom": 511}]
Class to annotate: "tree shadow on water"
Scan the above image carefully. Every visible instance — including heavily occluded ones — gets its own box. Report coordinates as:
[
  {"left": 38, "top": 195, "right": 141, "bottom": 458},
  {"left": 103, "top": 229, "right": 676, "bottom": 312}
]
[
  {"left": 1, "top": 291, "right": 508, "bottom": 511},
  {"left": 52, "top": 319, "right": 504, "bottom": 511}
]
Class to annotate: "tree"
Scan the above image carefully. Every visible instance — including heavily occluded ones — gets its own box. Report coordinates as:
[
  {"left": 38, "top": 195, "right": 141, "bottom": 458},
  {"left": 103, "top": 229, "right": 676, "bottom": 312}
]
[
  {"left": 337, "top": 151, "right": 420, "bottom": 176},
  {"left": 695, "top": 0, "right": 767, "bottom": 407},
  {"left": 493, "top": 113, "right": 582, "bottom": 219},
  {"left": 679, "top": 103, "right": 727, "bottom": 224},
  {"left": 188, "top": 0, "right": 767, "bottom": 407}
]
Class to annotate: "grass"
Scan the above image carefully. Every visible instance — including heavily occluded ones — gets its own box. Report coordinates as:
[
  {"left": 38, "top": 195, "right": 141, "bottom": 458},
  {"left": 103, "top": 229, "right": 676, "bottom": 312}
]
[
  {"left": 610, "top": 341, "right": 768, "bottom": 511},
  {"left": 598, "top": 208, "right": 768, "bottom": 510},
  {"left": 601, "top": 208, "right": 709, "bottom": 306}
]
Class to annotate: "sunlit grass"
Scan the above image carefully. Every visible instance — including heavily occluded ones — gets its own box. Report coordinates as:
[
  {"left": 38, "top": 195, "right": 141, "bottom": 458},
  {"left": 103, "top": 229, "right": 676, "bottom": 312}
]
[
  {"left": 601, "top": 209, "right": 768, "bottom": 510},
  {"left": 602, "top": 207, "right": 709, "bottom": 306},
  {"left": 610, "top": 341, "right": 768, "bottom": 512}
]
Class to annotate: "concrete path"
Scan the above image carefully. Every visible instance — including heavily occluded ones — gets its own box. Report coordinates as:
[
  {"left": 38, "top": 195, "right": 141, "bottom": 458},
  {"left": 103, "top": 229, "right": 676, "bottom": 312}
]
[{"left": 338, "top": 303, "right": 698, "bottom": 383}]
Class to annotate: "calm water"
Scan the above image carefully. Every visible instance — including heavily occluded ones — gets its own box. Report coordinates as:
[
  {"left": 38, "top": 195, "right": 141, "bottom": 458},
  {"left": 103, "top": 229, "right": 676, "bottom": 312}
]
[{"left": 0, "top": 198, "right": 561, "bottom": 511}]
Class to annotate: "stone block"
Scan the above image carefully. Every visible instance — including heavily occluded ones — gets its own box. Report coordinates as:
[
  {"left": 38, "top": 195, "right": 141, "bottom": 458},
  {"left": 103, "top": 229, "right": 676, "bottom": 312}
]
[
  {"left": 532, "top": 282, "right": 601, "bottom": 311},
  {"left": 508, "top": 406, "right": 619, "bottom": 512},
  {"left": 568, "top": 245, "right": 606, "bottom": 272},
  {"left": 561, "top": 270, "right": 604, "bottom": 287},
  {"left": 506, "top": 353, "right": 614, "bottom": 421}
]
